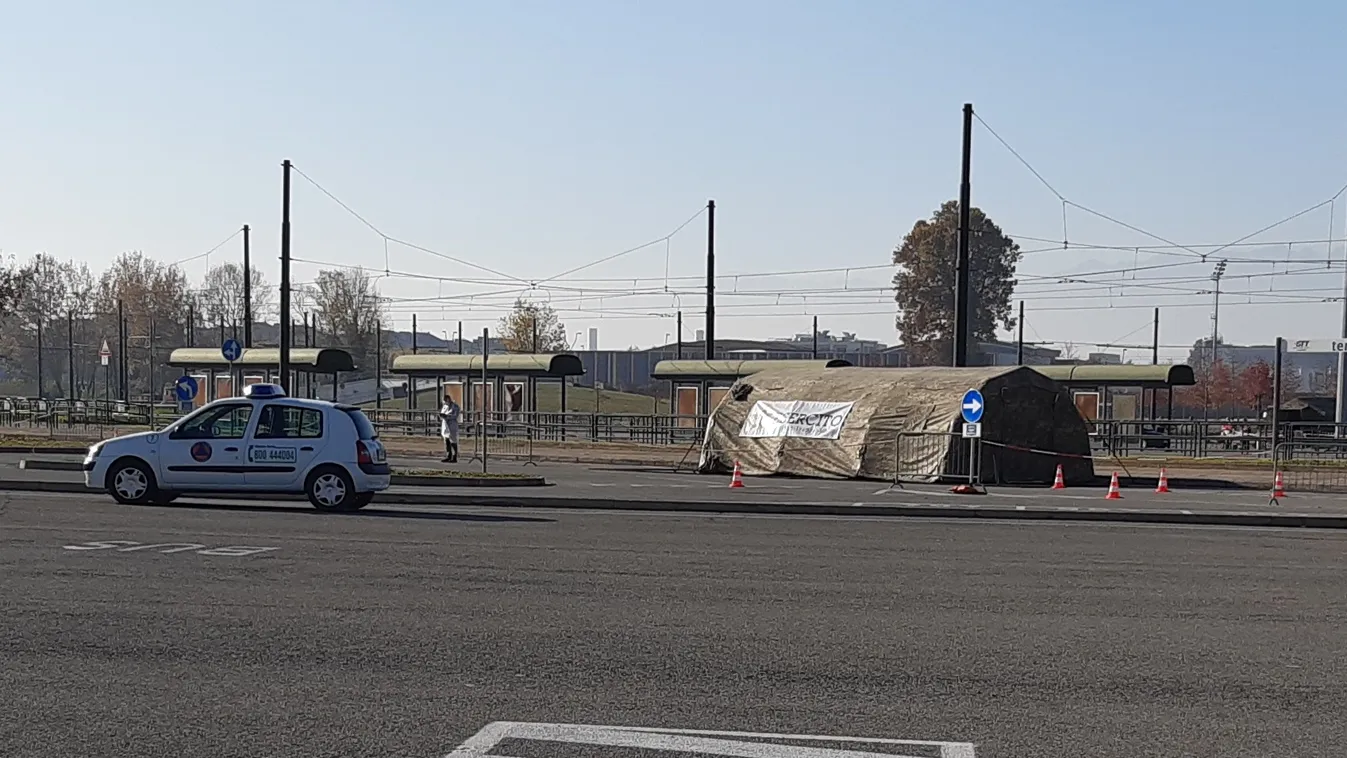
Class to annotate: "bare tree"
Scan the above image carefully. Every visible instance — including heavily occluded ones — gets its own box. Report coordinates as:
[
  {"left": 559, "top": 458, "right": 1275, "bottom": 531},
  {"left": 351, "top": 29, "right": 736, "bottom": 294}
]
[
  {"left": 308, "top": 268, "right": 385, "bottom": 371},
  {"left": 197, "top": 262, "right": 273, "bottom": 334}
]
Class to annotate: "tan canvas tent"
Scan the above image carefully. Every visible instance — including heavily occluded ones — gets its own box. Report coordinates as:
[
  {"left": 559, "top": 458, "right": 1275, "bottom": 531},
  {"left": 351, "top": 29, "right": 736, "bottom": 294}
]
[{"left": 697, "top": 365, "right": 1094, "bottom": 485}]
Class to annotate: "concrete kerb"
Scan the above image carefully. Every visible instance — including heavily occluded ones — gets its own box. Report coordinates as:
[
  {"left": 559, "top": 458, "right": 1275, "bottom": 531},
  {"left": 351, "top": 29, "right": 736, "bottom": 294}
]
[
  {"left": 5, "top": 478, "right": 1345, "bottom": 529},
  {"left": 13, "top": 461, "right": 548, "bottom": 488}
]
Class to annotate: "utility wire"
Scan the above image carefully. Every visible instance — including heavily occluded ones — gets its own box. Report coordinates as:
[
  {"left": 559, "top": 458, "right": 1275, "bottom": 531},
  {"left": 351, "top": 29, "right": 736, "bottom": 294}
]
[{"left": 169, "top": 227, "right": 244, "bottom": 267}]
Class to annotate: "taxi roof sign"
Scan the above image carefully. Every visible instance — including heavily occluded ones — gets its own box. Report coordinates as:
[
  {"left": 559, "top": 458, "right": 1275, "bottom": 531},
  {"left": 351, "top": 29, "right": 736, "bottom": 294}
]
[{"left": 242, "top": 383, "right": 287, "bottom": 399}]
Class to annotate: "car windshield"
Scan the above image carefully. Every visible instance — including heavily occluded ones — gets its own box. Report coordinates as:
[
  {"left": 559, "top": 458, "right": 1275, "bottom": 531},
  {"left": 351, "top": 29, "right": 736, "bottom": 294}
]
[{"left": 344, "top": 409, "right": 378, "bottom": 440}]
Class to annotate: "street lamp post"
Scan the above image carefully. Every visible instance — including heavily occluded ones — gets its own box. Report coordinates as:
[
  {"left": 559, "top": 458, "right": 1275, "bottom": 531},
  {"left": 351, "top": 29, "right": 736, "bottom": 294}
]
[{"left": 1206, "top": 260, "right": 1228, "bottom": 423}]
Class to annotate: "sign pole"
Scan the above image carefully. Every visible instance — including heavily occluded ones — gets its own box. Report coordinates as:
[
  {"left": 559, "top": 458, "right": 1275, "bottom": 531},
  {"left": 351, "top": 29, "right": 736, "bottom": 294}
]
[
  {"left": 1272, "top": 337, "right": 1283, "bottom": 456},
  {"left": 481, "top": 327, "right": 489, "bottom": 474}
]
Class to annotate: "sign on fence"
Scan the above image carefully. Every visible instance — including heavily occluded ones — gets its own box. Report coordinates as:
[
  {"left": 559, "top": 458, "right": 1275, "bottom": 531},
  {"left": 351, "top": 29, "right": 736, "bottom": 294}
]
[
  {"left": 738, "top": 400, "right": 855, "bottom": 440},
  {"left": 1288, "top": 339, "right": 1347, "bottom": 353}
]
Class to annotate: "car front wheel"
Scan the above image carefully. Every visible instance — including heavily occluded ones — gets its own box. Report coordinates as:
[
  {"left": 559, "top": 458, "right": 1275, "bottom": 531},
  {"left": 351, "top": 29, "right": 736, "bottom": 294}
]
[
  {"left": 307, "top": 467, "right": 358, "bottom": 512},
  {"left": 106, "top": 459, "right": 157, "bottom": 505}
]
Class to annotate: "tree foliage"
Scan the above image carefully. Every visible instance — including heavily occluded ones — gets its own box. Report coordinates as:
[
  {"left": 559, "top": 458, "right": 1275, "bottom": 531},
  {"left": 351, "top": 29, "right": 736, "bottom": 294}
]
[
  {"left": 197, "top": 263, "right": 273, "bottom": 330},
  {"left": 498, "top": 298, "right": 568, "bottom": 353},
  {"left": 1174, "top": 358, "right": 1296, "bottom": 416},
  {"left": 893, "top": 201, "right": 1021, "bottom": 366},
  {"left": 0, "top": 251, "right": 190, "bottom": 398},
  {"left": 306, "top": 268, "right": 385, "bottom": 370}
]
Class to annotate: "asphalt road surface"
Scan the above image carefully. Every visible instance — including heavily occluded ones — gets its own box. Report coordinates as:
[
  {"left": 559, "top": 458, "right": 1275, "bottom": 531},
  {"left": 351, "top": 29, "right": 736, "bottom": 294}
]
[{"left": 4, "top": 491, "right": 1347, "bottom": 758}]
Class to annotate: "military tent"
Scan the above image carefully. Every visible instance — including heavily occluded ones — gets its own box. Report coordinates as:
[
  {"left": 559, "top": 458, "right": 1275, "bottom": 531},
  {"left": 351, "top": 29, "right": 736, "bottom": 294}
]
[{"left": 697, "top": 365, "right": 1093, "bottom": 485}]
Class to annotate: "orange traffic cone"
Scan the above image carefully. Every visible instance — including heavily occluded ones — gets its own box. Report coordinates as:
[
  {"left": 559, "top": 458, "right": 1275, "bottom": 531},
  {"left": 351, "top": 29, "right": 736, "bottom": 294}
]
[
  {"left": 1272, "top": 470, "right": 1286, "bottom": 499},
  {"left": 729, "top": 461, "right": 745, "bottom": 489},
  {"left": 1051, "top": 464, "right": 1066, "bottom": 490},
  {"left": 1105, "top": 471, "right": 1123, "bottom": 500},
  {"left": 1155, "top": 468, "right": 1171, "bottom": 494}
]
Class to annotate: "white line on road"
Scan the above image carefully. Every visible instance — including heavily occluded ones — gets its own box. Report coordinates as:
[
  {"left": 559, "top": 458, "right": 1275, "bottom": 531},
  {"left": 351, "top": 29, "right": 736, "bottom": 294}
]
[{"left": 446, "top": 722, "right": 976, "bottom": 758}]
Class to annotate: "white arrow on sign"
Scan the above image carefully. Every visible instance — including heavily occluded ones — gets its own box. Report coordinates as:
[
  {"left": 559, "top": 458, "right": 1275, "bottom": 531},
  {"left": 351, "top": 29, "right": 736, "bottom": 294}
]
[{"left": 962, "top": 397, "right": 982, "bottom": 414}]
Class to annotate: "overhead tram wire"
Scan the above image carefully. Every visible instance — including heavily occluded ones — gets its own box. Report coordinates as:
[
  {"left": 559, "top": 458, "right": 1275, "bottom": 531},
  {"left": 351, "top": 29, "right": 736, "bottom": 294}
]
[
  {"left": 168, "top": 227, "right": 245, "bottom": 268},
  {"left": 535, "top": 205, "right": 709, "bottom": 285},
  {"left": 288, "top": 163, "right": 530, "bottom": 284},
  {"left": 976, "top": 109, "right": 1347, "bottom": 270}
]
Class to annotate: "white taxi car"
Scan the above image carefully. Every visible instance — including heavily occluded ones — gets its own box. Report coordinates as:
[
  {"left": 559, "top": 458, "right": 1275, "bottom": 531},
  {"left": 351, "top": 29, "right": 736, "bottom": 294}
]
[{"left": 83, "top": 384, "right": 391, "bottom": 511}]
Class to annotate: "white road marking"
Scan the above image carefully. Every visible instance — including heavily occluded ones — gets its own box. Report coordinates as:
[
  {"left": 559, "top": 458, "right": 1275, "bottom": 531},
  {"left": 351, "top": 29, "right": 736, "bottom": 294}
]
[{"left": 445, "top": 722, "right": 976, "bottom": 758}]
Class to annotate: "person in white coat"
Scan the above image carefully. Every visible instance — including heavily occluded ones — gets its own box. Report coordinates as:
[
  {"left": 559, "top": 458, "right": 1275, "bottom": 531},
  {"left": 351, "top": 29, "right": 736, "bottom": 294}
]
[{"left": 439, "top": 396, "right": 461, "bottom": 463}]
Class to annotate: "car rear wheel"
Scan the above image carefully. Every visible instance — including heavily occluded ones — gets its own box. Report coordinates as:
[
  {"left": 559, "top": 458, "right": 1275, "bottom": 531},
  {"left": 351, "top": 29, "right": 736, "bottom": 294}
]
[
  {"left": 349, "top": 492, "right": 375, "bottom": 510},
  {"left": 307, "top": 467, "right": 358, "bottom": 512},
  {"left": 106, "top": 459, "right": 157, "bottom": 505}
]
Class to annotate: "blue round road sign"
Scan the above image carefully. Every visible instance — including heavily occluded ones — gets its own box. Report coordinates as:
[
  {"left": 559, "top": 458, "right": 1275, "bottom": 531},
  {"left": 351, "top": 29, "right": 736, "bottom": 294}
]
[
  {"left": 174, "top": 375, "right": 199, "bottom": 402},
  {"left": 222, "top": 338, "right": 243, "bottom": 363},
  {"left": 960, "top": 388, "right": 984, "bottom": 424}
]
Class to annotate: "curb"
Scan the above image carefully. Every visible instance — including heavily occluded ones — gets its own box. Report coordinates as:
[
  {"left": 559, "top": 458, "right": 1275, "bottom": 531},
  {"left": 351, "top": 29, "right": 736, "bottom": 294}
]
[
  {"left": 19, "top": 459, "right": 84, "bottom": 472},
  {"left": 391, "top": 474, "right": 547, "bottom": 487},
  {"left": 0, "top": 446, "right": 88, "bottom": 455},
  {"left": 8, "top": 464, "right": 547, "bottom": 488},
  {"left": 3, "top": 479, "right": 1343, "bottom": 529}
]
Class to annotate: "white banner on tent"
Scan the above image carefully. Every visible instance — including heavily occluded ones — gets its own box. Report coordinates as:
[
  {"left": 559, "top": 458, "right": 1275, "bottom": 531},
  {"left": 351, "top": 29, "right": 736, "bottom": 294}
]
[{"left": 738, "top": 400, "right": 856, "bottom": 440}]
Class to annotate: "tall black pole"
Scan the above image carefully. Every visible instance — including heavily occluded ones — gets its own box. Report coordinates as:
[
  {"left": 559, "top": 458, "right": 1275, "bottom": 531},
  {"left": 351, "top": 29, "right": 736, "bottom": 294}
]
[
  {"left": 1272, "top": 336, "right": 1284, "bottom": 453},
  {"left": 1152, "top": 307, "right": 1160, "bottom": 365},
  {"left": 532, "top": 315, "right": 539, "bottom": 353},
  {"left": 116, "top": 300, "right": 125, "bottom": 401},
  {"left": 676, "top": 311, "right": 683, "bottom": 359},
  {"left": 953, "top": 102, "right": 974, "bottom": 367},
  {"left": 242, "top": 224, "right": 253, "bottom": 347},
  {"left": 457, "top": 321, "right": 463, "bottom": 354},
  {"left": 1016, "top": 300, "right": 1024, "bottom": 365},
  {"left": 375, "top": 318, "right": 383, "bottom": 410},
  {"left": 411, "top": 313, "right": 418, "bottom": 354},
  {"left": 812, "top": 315, "right": 819, "bottom": 359},
  {"left": 35, "top": 320, "right": 43, "bottom": 399},
  {"left": 279, "top": 160, "right": 292, "bottom": 393},
  {"left": 148, "top": 319, "right": 156, "bottom": 403},
  {"left": 67, "top": 310, "right": 75, "bottom": 399},
  {"left": 705, "top": 199, "right": 716, "bottom": 360},
  {"left": 481, "top": 327, "right": 489, "bottom": 474},
  {"left": 187, "top": 302, "right": 195, "bottom": 347}
]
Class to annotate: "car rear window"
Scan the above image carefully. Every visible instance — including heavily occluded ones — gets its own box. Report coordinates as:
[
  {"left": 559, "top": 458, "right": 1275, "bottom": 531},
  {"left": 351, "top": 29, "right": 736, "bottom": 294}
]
[{"left": 344, "top": 409, "right": 379, "bottom": 440}]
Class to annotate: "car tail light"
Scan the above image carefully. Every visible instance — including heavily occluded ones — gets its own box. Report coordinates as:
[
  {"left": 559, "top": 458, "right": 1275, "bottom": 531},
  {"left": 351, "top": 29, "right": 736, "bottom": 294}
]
[{"left": 356, "top": 440, "right": 372, "bottom": 464}]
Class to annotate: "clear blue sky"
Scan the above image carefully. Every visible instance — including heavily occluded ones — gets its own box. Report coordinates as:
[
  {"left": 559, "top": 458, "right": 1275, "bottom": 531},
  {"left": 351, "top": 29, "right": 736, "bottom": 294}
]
[{"left": 3, "top": 0, "right": 1345, "bottom": 360}]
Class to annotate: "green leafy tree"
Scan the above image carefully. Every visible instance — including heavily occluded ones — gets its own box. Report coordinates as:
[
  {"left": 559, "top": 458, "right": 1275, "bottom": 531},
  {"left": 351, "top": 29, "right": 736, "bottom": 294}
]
[
  {"left": 498, "top": 298, "right": 567, "bottom": 353},
  {"left": 892, "top": 201, "right": 1021, "bottom": 366}
]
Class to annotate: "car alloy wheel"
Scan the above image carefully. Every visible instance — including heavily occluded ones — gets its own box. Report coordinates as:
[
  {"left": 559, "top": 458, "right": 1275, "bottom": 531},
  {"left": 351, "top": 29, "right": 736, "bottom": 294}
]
[{"left": 312, "top": 472, "right": 348, "bottom": 508}]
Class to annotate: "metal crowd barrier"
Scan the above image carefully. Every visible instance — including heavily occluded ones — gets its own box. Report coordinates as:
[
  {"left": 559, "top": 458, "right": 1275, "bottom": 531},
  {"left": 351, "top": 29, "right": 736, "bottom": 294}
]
[
  {"left": 1272, "top": 441, "right": 1347, "bottom": 493},
  {"left": 892, "top": 431, "right": 979, "bottom": 485}
]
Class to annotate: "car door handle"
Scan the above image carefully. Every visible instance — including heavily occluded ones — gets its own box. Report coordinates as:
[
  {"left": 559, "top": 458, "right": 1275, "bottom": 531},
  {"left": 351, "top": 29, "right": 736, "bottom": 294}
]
[
  {"left": 300, "top": 446, "right": 314, "bottom": 452},
  {"left": 224, "top": 446, "right": 239, "bottom": 452}
]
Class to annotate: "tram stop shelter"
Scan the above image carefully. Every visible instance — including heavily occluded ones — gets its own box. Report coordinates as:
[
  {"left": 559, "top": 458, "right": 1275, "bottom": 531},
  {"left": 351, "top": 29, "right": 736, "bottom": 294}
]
[
  {"left": 167, "top": 347, "right": 357, "bottom": 407},
  {"left": 652, "top": 359, "right": 854, "bottom": 418},
  {"left": 1030, "top": 364, "right": 1195, "bottom": 423},
  {"left": 388, "top": 353, "right": 585, "bottom": 416}
]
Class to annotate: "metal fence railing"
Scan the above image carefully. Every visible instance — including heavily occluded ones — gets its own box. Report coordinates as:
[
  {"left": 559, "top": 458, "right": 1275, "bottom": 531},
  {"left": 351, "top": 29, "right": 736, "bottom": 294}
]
[
  {"left": 13, "top": 393, "right": 1347, "bottom": 464},
  {"left": 1272, "top": 441, "right": 1347, "bottom": 493},
  {"left": 364, "top": 409, "right": 708, "bottom": 446}
]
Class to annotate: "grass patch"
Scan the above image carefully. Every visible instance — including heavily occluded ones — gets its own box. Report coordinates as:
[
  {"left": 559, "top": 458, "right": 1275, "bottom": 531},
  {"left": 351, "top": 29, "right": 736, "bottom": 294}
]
[
  {"left": 0, "top": 436, "right": 97, "bottom": 449},
  {"left": 395, "top": 468, "right": 537, "bottom": 479}
]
